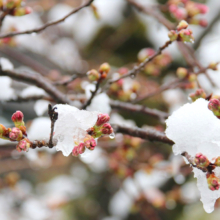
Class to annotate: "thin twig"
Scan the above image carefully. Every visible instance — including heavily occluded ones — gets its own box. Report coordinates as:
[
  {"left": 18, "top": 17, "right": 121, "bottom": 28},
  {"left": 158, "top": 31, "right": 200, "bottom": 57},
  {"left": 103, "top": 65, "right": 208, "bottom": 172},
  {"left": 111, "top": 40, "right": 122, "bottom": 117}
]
[
  {"left": 0, "top": 68, "right": 72, "bottom": 104},
  {"left": 110, "top": 100, "right": 169, "bottom": 121},
  {"left": 48, "top": 104, "right": 58, "bottom": 148},
  {"left": 108, "top": 40, "right": 173, "bottom": 85},
  {"left": 82, "top": 78, "right": 102, "bottom": 109},
  {"left": 113, "top": 124, "right": 174, "bottom": 145},
  {"left": 0, "top": 0, "right": 94, "bottom": 39},
  {"left": 53, "top": 73, "right": 86, "bottom": 86}
]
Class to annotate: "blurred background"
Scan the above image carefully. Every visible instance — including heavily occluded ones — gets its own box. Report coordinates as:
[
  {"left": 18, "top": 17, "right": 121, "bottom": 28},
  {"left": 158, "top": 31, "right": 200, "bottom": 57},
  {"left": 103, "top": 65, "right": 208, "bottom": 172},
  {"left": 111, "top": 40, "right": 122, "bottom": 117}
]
[{"left": 1, "top": 0, "right": 220, "bottom": 219}]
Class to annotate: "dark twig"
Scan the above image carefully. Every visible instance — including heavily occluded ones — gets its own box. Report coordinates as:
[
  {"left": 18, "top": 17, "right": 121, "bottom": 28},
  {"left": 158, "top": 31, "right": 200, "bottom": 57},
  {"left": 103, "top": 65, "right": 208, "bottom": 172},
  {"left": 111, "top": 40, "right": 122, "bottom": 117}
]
[
  {"left": 0, "top": 0, "right": 94, "bottom": 39},
  {"left": 48, "top": 104, "right": 58, "bottom": 148},
  {"left": 82, "top": 78, "right": 102, "bottom": 110},
  {"left": 53, "top": 73, "right": 86, "bottom": 86},
  {"left": 108, "top": 40, "right": 173, "bottom": 85},
  {"left": 113, "top": 124, "right": 174, "bottom": 145},
  {"left": 110, "top": 100, "right": 169, "bottom": 121},
  {"left": 0, "top": 68, "right": 72, "bottom": 104},
  {"left": 6, "top": 95, "right": 50, "bottom": 103}
]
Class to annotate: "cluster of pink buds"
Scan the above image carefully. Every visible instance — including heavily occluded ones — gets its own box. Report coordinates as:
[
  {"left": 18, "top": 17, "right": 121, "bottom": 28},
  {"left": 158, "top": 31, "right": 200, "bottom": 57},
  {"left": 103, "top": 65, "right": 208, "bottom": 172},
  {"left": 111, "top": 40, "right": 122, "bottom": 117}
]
[
  {"left": 168, "top": 20, "right": 194, "bottom": 43},
  {"left": 0, "top": 111, "right": 30, "bottom": 152},
  {"left": 137, "top": 48, "right": 172, "bottom": 76},
  {"left": 167, "top": 0, "right": 208, "bottom": 27},
  {"left": 0, "top": 0, "right": 32, "bottom": 17},
  {"left": 108, "top": 68, "right": 140, "bottom": 102},
  {"left": 72, "top": 113, "right": 114, "bottom": 157},
  {"left": 208, "top": 98, "right": 220, "bottom": 117},
  {"left": 87, "top": 62, "right": 110, "bottom": 82},
  {"left": 189, "top": 89, "right": 206, "bottom": 102},
  {"left": 194, "top": 153, "right": 210, "bottom": 169},
  {"left": 206, "top": 173, "right": 220, "bottom": 191}
]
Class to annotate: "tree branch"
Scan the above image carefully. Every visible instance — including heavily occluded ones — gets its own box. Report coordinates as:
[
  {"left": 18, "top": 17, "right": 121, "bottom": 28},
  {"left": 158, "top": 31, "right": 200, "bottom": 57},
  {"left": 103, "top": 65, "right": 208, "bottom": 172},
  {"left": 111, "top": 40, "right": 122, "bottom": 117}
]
[
  {"left": 0, "top": 0, "right": 94, "bottom": 39},
  {"left": 0, "top": 68, "right": 72, "bottom": 104}
]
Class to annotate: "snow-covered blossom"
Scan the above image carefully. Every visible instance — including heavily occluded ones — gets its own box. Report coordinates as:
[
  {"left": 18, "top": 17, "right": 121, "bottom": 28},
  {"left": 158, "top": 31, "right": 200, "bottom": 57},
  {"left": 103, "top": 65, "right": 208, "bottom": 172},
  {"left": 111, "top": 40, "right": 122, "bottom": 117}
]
[
  {"left": 166, "top": 98, "right": 220, "bottom": 213},
  {"left": 53, "top": 104, "right": 99, "bottom": 157}
]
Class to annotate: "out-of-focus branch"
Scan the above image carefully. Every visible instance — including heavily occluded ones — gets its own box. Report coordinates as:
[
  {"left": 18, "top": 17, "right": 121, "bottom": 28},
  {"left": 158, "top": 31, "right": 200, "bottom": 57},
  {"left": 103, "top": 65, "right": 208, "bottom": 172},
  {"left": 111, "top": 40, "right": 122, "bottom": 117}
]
[
  {"left": 0, "top": 0, "right": 94, "bottom": 38},
  {"left": 110, "top": 100, "right": 169, "bottom": 121},
  {"left": 53, "top": 73, "right": 86, "bottom": 86},
  {"left": 113, "top": 124, "right": 174, "bottom": 145},
  {"left": 0, "top": 68, "right": 72, "bottom": 104},
  {"left": 109, "top": 40, "right": 172, "bottom": 84}
]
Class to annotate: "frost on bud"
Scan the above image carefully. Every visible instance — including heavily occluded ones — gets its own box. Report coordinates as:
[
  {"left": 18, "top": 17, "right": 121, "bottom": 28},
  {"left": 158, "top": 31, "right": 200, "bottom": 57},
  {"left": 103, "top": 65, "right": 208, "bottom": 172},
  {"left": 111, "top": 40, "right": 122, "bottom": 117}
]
[
  {"left": 11, "top": 111, "right": 24, "bottom": 126},
  {"left": 101, "top": 123, "right": 113, "bottom": 135},
  {"left": 206, "top": 173, "right": 220, "bottom": 191},
  {"left": 9, "top": 127, "right": 23, "bottom": 141},
  {"left": 189, "top": 89, "right": 206, "bottom": 102},
  {"left": 209, "top": 62, "right": 218, "bottom": 71},
  {"left": 168, "top": 30, "right": 178, "bottom": 42},
  {"left": 176, "top": 67, "right": 188, "bottom": 79},
  {"left": 214, "top": 157, "right": 220, "bottom": 166},
  {"left": 87, "top": 69, "right": 100, "bottom": 81},
  {"left": 137, "top": 48, "right": 155, "bottom": 62},
  {"left": 16, "top": 138, "right": 30, "bottom": 152},
  {"left": 194, "top": 153, "right": 210, "bottom": 168},
  {"left": 99, "top": 63, "right": 110, "bottom": 74},
  {"left": 84, "top": 135, "right": 96, "bottom": 150},
  {"left": 208, "top": 99, "right": 220, "bottom": 117},
  {"left": 177, "top": 20, "right": 188, "bottom": 31},
  {"left": 96, "top": 113, "right": 110, "bottom": 126},
  {"left": 179, "top": 29, "right": 194, "bottom": 43}
]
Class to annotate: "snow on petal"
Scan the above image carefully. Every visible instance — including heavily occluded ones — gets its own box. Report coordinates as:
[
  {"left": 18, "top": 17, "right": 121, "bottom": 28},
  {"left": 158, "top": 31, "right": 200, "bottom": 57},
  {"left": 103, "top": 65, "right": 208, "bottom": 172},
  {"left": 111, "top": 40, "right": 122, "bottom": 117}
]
[
  {"left": 165, "top": 98, "right": 220, "bottom": 213},
  {"left": 54, "top": 104, "right": 99, "bottom": 157}
]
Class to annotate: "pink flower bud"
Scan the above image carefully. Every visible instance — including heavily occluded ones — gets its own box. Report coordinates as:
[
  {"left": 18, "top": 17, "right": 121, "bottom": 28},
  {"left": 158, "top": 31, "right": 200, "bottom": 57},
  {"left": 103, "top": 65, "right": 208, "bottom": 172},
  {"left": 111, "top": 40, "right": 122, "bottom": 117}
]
[
  {"left": 199, "top": 19, "right": 208, "bottom": 27},
  {"left": 99, "top": 63, "right": 110, "bottom": 74},
  {"left": 207, "top": 173, "right": 220, "bottom": 191},
  {"left": 11, "top": 111, "right": 23, "bottom": 123},
  {"left": 78, "top": 143, "right": 85, "bottom": 154},
  {"left": 208, "top": 99, "right": 220, "bottom": 116},
  {"left": 16, "top": 138, "right": 30, "bottom": 152},
  {"left": 118, "top": 67, "right": 128, "bottom": 75},
  {"left": 173, "top": 8, "right": 186, "bottom": 20},
  {"left": 168, "top": 30, "right": 178, "bottom": 42},
  {"left": 196, "top": 3, "right": 208, "bottom": 14},
  {"left": 194, "top": 153, "right": 210, "bottom": 168},
  {"left": 179, "top": 29, "right": 194, "bottom": 43},
  {"left": 177, "top": 20, "right": 189, "bottom": 31},
  {"left": 9, "top": 127, "right": 23, "bottom": 141},
  {"left": 87, "top": 69, "right": 100, "bottom": 81},
  {"left": 101, "top": 123, "right": 113, "bottom": 135},
  {"left": 169, "top": 4, "right": 177, "bottom": 13},
  {"left": 84, "top": 135, "right": 96, "bottom": 150},
  {"left": 189, "top": 89, "right": 206, "bottom": 102},
  {"left": 96, "top": 113, "right": 110, "bottom": 126},
  {"left": 72, "top": 146, "right": 79, "bottom": 157}
]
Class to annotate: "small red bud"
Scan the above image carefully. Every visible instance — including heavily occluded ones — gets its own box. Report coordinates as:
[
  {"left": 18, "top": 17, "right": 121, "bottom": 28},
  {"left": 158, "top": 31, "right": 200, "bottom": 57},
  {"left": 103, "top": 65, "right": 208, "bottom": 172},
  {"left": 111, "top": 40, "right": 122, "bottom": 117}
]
[
  {"left": 99, "top": 63, "right": 110, "bottom": 74},
  {"left": 16, "top": 138, "right": 30, "bottom": 152},
  {"left": 101, "top": 123, "right": 113, "bottom": 135},
  {"left": 96, "top": 113, "right": 110, "bottom": 126},
  {"left": 189, "top": 89, "right": 206, "bottom": 102},
  {"left": 208, "top": 99, "right": 220, "bottom": 117},
  {"left": 207, "top": 173, "right": 220, "bottom": 191},
  {"left": 177, "top": 20, "right": 189, "bottom": 31},
  {"left": 9, "top": 127, "right": 23, "bottom": 141}
]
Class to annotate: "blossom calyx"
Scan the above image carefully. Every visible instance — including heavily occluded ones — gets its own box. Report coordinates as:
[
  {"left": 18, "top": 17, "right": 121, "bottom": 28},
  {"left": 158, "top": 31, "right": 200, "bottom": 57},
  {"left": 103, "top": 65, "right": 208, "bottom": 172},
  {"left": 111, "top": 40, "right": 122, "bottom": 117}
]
[
  {"left": 101, "top": 123, "right": 113, "bottom": 135},
  {"left": 96, "top": 113, "right": 110, "bottom": 126},
  {"left": 16, "top": 138, "right": 31, "bottom": 152},
  {"left": 208, "top": 99, "right": 220, "bottom": 116},
  {"left": 177, "top": 20, "right": 189, "bottom": 31},
  {"left": 168, "top": 30, "right": 178, "bottom": 42},
  {"left": 189, "top": 89, "right": 206, "bottom": 102},
  {"left": 0, "top": 124, "right": 10, "bottom": 139},
  {"left": 206, "top": 173, "right": 220, "bottom": 191},
  {"left": 194, "top": 153, "right": 210, "bottom": 168},
  {"left": 214, "top": 157, "right": 220, "bottom": 166},
  {"left": 87, "top": 69, "right": 100, "bottom": 81}
]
